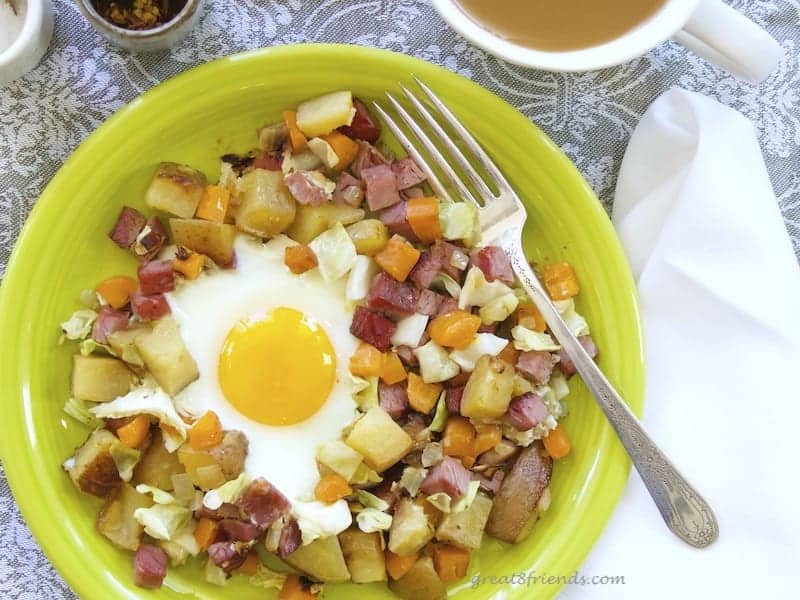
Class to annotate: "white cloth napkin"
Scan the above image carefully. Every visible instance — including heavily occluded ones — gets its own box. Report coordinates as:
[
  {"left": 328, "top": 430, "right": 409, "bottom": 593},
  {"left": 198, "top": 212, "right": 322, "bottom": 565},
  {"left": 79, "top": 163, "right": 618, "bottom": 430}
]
[{"left": 561, "top": 88, "right": 800, "bottom": 599}]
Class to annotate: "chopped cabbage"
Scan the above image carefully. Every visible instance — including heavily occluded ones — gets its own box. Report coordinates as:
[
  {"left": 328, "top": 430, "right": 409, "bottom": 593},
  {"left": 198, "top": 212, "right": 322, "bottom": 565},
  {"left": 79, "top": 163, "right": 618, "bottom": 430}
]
[
  {"left": 391, "top": 313, "right": 429, "bottom": 348},
  {"left": 109, "top": 442, "right": 140, "bottom": 482},
  {"left": 354, "top": 489, "right": 389, "bottom": 512},
  {"left": 134, "top": 503, "right": 192, "bottom": 541},
  {"left": 511, "top": 326, "right": 561, "bottom": 352},
  {"left": 350, "top": 463, "right": 383, "bottom": 485},
  {"left": 348, "top": 373, "right": 371, "bottom": 395},
  {"left": 354, "top": 376, "right": 379, "bottom": 411},
  {"left": 414, "top": 341, "right": 460, "bottom": 384},
  {"left": 308, "top": 137, "right": 341, "bottom": 169},
  {"left": 459, "top": 267, "right": 513, "bottom": 309},
  {"left": 431, "top": 273, "right": 461, "bottom": 299},
  {"left": 450, "top": 333, "right": 508, "bottom": 372},
  {"left": 512, "top": 373, "right": 534, "bottom": 396},
  {"left": 281, "top": 148, "right": 323, "bottom": 174},
  {"left": 118, "top": 342, "right": 145, "bottom": 367},
  {"left": 356, "top": 508, "right": 393, "bottom": 533},
  {"left": 159, "top": 520, "right": 200, "bottom": 566},
  {"left": 428, "top": 391, "right": 449, "bottom": 433},
  {"left": 426, "top": 480, "right": 480, "bottom": 514},
  {"left": 502, "top": 385, "right": 563, "bottom": 444},
  {"left": 60, "top": 309, "right": 97, "bottom": 342},
  {"left": 439, "top": 201, "right": 480, "bottom": 246},
  {"left": 292, "top": 499, "right": 353, "bottom": 545},
  {"left": 205, "top": 558, "right": 229, "bottom": 586},
  {"left": 346, "top": 255, "right": 379, "bottom": 302},
  {"left": 203, "top": 473, "right": 251, "bottom": 510},
  {"left": 249, "top": 564, "right": 288, "bottom": 590},
  {"left": 305, "top": 170, "right": 336, "bottom": 200},
  {"left": 63, "top": 397, "right": 102, "bottom": 428},
  {"left": 136, "top": 484, "right": 177, "bottom": 505},
  {"left": 399, "top": 466, "right": 427, "bottom": 496},
  {"left": 550, "top": 373, "right": 570, "bottom": 400},
  {"left": 309, "top": 222, "right": 358, "bottom": 283},
  {"left": 479, "top": 292, "right": 519, "bottom": 324},
  {"left": 79, "top": 338, "right": 112, "bottom": 357},
  {"left": 317, "top": 440, "right": 364, "bottom": 481},
  {"left": 553, "top": 298, "right": 590, "bottom": 337},
  {"left": 421, "top": 443, "right": 443, "bottom": 468}
]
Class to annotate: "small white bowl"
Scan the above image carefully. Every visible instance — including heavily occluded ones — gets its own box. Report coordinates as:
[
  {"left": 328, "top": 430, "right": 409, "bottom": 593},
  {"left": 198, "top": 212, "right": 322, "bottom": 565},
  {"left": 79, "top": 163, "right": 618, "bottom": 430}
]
[{"left": 0, "top": 0, "right": 54, "bottom": 87}]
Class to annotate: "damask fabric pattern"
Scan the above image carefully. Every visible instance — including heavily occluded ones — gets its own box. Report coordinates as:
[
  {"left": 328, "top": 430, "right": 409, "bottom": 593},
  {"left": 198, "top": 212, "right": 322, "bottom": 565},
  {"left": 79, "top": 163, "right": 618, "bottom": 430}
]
[{"left": 0, "top": 0, "right": 798, "bottom": 596}]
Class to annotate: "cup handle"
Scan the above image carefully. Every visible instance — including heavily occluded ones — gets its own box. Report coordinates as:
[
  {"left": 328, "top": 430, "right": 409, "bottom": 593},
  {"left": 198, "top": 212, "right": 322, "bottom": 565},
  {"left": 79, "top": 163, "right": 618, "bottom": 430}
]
[{"left": 673, "top": 0, "right": 783, "bottom": 83}]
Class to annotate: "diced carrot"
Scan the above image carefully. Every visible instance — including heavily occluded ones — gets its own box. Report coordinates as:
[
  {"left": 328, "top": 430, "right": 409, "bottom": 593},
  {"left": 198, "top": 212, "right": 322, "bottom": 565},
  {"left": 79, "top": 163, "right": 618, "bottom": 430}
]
[
  {"left": 442, "top": 416, "right": 476, "bottom": 458},
  {"left": 543, "top": 423, "right": 571, "bottom": 459},
  {"left": 432, "top": 544, "right": 470, "bottom": 583},
  {"left": 496, "top": 342, "right": 520, "bottom": 366},
  {"left": 237, "top": 551, "right": 261, "bottom": 575},
  {"left": 543, "top": 262, "right": 580, "bottom": 301},
  {"left": 349, "top": 342, "right": 384, "bottom": 377},
  {"left": 314, "top": 473, "right": 352, "bottom": 503},
  {"left": 428, "top": 310, "right": 481, "bottom": 350},
  {"left": 279, "top": 574, "right": 318, "bottom": 599},
  {"left": 283, "top": 111, "right": 308, "bottom": 153},
  {"left": 380, "top": 352, "right": 407, "bottom": 385},
  {"left": 374, "top": 235, "right": 421, "bottom": 282},
  {"left": 385, "top": 550, "right": 418, "bottom": 580},
  {"left": 95, "top": 276, "right": 138, "bottom": 309},
  {"left": 517, "top": 302, "right": 546, "bottom": 332},
  {"left": 406, "top": 373, "right": 442, "bottom": 414},
  {"left": 473, "top": 423, "right": 502, "bottom": 456},
  {"left": 188, "top": 410, "right": 223, "bottom": 450},
  {"left": 173, "top": 252, "right": 205, "bottom": 280},
  {"left": 406, "top": 197, "right": 442, "bottom": 244},
  {"left": 321, "top": 131, "right": 360, "bottom": 169},
  {"left": 284, "top": 244, "right": 318, "bottom": 275},
  {"left": 196, "top": 185, "right": 230, "bottom": 223},
  {"left": 193, "top": 518, "right": 219, "bottom": 551},
  {"left": 115, "top": 414, "right": 150, "bottom": 449}
]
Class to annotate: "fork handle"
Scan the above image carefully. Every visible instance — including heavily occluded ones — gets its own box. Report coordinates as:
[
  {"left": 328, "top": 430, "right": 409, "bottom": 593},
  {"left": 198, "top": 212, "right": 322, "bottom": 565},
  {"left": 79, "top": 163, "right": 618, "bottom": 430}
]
[{"left": 502, "top": 238, "right": 719, "bottom": 548}]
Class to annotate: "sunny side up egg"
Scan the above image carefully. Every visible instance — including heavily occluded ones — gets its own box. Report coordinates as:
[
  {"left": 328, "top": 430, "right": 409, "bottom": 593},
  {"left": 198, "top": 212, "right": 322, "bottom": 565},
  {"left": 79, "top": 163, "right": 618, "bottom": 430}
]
[{"left": 168, "top": 235, "right": 359, "bottom": 539}]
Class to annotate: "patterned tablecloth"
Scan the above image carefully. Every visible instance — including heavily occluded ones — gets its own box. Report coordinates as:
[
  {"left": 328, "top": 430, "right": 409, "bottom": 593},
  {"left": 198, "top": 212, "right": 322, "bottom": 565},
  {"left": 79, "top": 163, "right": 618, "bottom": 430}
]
[{"left": 1, "top": 0, "right": 798, "bottom": 597}]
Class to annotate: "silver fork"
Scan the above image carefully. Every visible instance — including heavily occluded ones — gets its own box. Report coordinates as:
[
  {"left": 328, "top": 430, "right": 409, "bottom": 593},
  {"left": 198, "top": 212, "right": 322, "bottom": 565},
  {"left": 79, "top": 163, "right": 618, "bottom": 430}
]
[{"left": 372, "top": 78, "right": 719, "bottom": 549}]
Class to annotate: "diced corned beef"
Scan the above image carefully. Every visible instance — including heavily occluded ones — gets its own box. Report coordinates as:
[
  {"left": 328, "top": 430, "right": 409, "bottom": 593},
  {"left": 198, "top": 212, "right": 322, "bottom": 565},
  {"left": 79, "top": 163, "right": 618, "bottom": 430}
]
[
  {"left": 402, "top": 413, "right": 427, "bottom": 440},
  {"left": 436, "top": 297, "right": 459, "bottom": 316},
  {"left": 395, "top": 345, "right": 419, "bottom": 367},
  {"left": 131, "top": 292, "right": 170, "bottom": 321},
  {"left": 92, "top": 306, "right": 129, "bottom": 344},
  {"left": 445, "top": 386, "right": 464, "bottom": 414},
  {"left": 402, "top": 187, "right": 425, "bottom": 200},
  {"left": 284, "top": 171, "right": 328, "bottom": 206},
  {"left": 373, "top": 478, "right": 401, "bottom": 510},
  {"left": 239, "top": 478, "right": 291, "bottom": 529},
  {"left": 506, "top": 393, "right": 550, "bottom": 431},
  {"left": 133, "top": 544, "right": 168, "bottom": 589},
  {"left": 416, "top": 288, "right": 445, "bottom": 316},
  {"left": 208, "top": 541, "right": 245, "bottom": 573},
  {"left": 379, "top": 201, "right": 415, "bottom": 239},
  {"left": 138, "top": 260, "right": 175, "bottom": 295},
  {"left": 278, "top": 519, "right": 302, "bottom": 558},
  {"left": 195, "top": 502, "right": 242, "bottom": 521},
  {"left": 351, "top": 141, "right": 390, "bottom": 179},
  {"left": 391, "top": 157, "right": 426, "bottom": 190},
  {"left": 253, "top": 154, "right": 282, "bottom": 171},
  {"left": 559, "top": 335, "right": 598, "bottom": 378},
  {"left": 432, "top": 241, "right": 468, "bottom": 281},
  {"left": 350, "top": 306, "right": 397, "bottom": 351},
  {"left": 379, "top": 381, "right": 409, "bottom": 419},
  {"left": 135, "top": 216, "right": 168, "bottom": 262},
  {"left": 516, "top": 350, "right": 559, "bottom": 385},
  {"left": 333, "top": 172, "right": 365, "bottom": 207},
  {"left": 409, "top": 251, "right": 440, "bottom": 289},
  {"left": 470, "top": 246, "right": 515, "bottom": 285},
  {"left": 219, "top": 519, "right": 260, "bottom": 542},
  {"left": 420, "top": 456, "right": 471, "bottom": 500},
  {"left": 367, "top": 272, "right": 418, "bottom": 315},
  {"left": 362, "top": 164, "right": 401, "bottom": 211},
  {"left": 472, "top": 470, "right": 505, "bottom": 494},
  {"left": 339, "top": 99, "right": 381, "bottom": 143},
  {"left": 109, "top": 207, "right": 146, "bottom": 250}
]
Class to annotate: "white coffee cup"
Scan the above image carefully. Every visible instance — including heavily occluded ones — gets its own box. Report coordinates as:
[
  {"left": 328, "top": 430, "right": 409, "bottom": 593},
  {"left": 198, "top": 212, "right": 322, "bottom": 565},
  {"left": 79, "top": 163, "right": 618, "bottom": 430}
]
[
  {"left": 432, "top": 0, "right": 783, "bottom": 83},
  {"left": 0, "top": 0, "right": 54, "bottom": 87}
]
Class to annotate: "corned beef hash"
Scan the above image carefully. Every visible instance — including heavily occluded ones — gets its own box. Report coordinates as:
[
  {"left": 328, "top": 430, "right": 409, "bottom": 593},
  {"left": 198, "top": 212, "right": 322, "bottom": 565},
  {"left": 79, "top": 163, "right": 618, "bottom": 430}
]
[{"left": 59, "top": 90, "right": 598, "bottom": 598}]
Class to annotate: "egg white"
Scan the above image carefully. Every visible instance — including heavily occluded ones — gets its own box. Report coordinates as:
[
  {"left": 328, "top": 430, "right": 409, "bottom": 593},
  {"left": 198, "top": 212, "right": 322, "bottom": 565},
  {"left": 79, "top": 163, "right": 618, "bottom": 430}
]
[{"left": 168, "top": 234, "right": 359, "bottom": 536}]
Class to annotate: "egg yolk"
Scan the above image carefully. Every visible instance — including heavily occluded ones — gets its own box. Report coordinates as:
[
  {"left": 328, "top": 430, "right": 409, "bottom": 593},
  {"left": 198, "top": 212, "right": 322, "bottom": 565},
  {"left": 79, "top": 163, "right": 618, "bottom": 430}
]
[{"left": 218, "top": 307, "right": 336, "bottom": 426}]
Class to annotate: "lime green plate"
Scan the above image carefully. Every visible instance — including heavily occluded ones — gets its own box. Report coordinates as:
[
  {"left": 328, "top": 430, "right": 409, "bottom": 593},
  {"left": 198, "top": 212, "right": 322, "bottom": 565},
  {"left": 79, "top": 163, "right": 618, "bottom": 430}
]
[{"left": 0, "top": 44, "right": 644, "bottom": 599}]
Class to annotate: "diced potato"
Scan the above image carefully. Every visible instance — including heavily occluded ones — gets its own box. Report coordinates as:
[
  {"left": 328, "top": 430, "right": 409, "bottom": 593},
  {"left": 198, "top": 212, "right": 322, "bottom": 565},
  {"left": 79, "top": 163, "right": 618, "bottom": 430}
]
[
  {"left": 296, "top": 91, "right": 355, "bottom": 138},
  {"left": 207, "top": 430, "right": 248, "bottom": 480},
  {"left": 71, "top": 355, "right": 133, "bottom": 402},
  {"left": 145, "top": 162, "right": 207, "bottom": 218},
  {"left": 134, "top": 316, "right": 199, "bottom": 396},
  {"left": 436, "top": 492, "right": 493, "bottom": 551},
  {"left": 176, "top": 446, "right": 218, "bottom": 490},
  {"left": 346, "top": 219, "right": 389, "bottom": 256},
  {"left": 388, "top": 556, "right": 446, "bottom": 600},
  {"left": 258, "top": 122, "right": 288, "bottom": 152},
  {"left": 169, "top": 218, "right": 237, "bottom": 266},
  {"left": 338, "top": 529, "right": 387, "bottom": 583},
  {"left": 283, "top": 534, "right": 351, "bottom": 583},
  {"left": 236, "top": 169, "right": 296, "bottom": 238},
  {"left": 133, "top": 429, "right": 184, "bottom": 490},
  {"left": 388, "top": 498, "right": 435, "bottom": 557},
  {"left": 460, "top": 355, "right": 515, "bottom": 420},
  {"left": 345, "top": 407, "right": 413, "bottom": 472},
  {"left": 287, "top": 204, "right": 366, "bottom": 245},
  {"left": 106, "top": 327, "right": 146, "bottom": 362},
  {"left": 66, "top": 429, "right": 122, "bottom": 498},
  {"left": 96, "top": 482, "right": 153, "bottom": 551}
]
